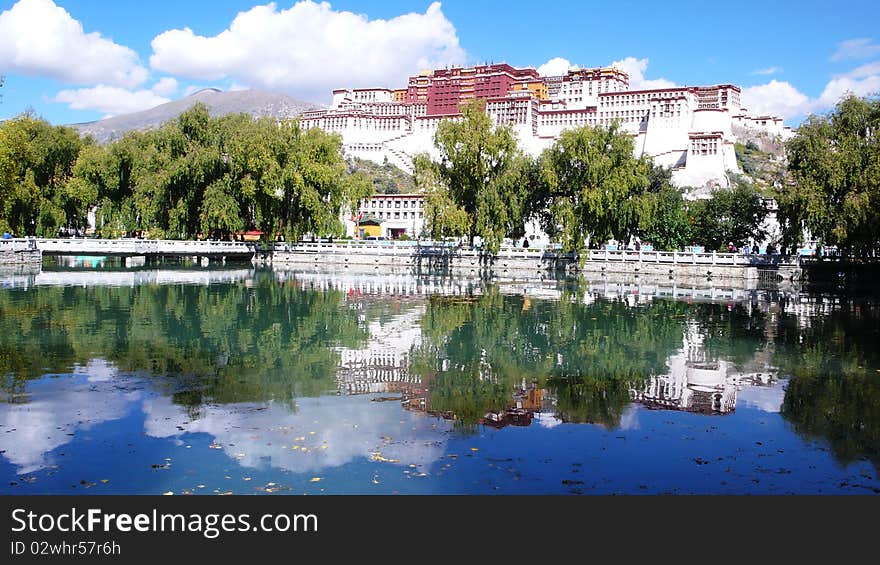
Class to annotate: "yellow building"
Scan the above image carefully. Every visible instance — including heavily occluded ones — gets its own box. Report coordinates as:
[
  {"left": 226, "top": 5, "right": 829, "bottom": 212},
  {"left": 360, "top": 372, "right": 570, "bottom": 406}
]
[
  {"left": 511, "top": 80, "right": 549, "bottom": 100},
  {"left": 356, "top": 216, "right": 382, "bottom": 238}
]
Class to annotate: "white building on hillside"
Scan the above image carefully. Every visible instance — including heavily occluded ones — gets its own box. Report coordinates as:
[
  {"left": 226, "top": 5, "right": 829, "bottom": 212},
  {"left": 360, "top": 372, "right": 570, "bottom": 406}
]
[{"left": 302, "top": 63, "right": 793, "bottom": 192}]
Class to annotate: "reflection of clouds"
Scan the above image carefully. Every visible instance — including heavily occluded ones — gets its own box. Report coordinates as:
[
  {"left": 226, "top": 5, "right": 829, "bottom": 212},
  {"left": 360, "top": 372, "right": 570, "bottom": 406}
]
[
  {"left": 736, "top": 380, "right": 786, "bottom": 413},
  {"left": 0, "top": 360, "right": 139, "bottom": 474},
  {"left": 142, "top": 395, "right": 451, "bottom": 474},
  {"left": 535, "top": 412, "right": 562, "bottom": 428},
  {"left": 618, "top": 404, "right": 640, "bottom": 430}
]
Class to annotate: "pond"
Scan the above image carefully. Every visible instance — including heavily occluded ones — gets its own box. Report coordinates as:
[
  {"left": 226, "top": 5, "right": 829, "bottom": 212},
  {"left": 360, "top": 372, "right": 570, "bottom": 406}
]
[{"left": 0, "top": 267, "right": 878, "bottom": 494}]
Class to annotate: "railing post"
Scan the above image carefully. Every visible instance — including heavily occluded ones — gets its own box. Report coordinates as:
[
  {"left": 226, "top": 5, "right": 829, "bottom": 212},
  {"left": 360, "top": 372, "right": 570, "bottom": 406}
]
[
  {"left": 712, "top": 251, "right": 716, "bottom": 265},
  {"left": 673, "top": 251, "right": 677, "bottom": 264}
]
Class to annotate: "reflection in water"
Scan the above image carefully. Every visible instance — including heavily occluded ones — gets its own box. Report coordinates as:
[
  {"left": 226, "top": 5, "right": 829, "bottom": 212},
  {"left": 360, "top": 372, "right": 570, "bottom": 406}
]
[
  {"left": 0, "top": 360, "right": 137, "bottom": 474},
  {"left": 0, "top": 269, "right": 878, "bottom": 492}
]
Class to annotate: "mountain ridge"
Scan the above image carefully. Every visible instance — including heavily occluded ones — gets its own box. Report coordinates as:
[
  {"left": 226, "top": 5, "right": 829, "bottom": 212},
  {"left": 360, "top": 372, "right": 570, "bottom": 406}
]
[{"left": 70, "top": 88, "right": 323, "bottom": 144}]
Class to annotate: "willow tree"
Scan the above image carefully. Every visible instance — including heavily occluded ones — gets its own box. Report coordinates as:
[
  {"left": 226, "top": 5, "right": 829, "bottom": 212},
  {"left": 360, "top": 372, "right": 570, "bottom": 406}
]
[
  {"left": 431, "top": 99, "right": 532, "bottom": 252},
  {"left": 0, "top": 113, "right": 88, "bottom": 236},
  {"left": 780, "top": 95, "right": 880, "bottom": 255},
  {"left": 251, "top": 118, "right": 371, "bottom": 241},
  {"left": 536, "top": 123, "right": 652, "bottom": 252},
  {"left": 414, "top": 152, "right": 469, "bottom": 240},
  {"left": 73, "top": 104, "right": 371, "bottom": 240}
]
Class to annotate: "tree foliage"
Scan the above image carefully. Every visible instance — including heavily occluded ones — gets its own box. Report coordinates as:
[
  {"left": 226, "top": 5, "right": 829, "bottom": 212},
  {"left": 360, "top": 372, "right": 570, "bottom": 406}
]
[
  {"left": 689, "top": 177, "right": 768, "bottom": 251},
  {"left": 535, "top": 123, "right": 653, "bottom": 252},
  {"left": 0, "top": 113, "right": 90, "bottom": 236},
  {"left": 780, "top": 94, "right": 880, "bottom": 255},
  {"left": 431, "top": 99, "right": 531, "bottom": 251},
  {"left": 0, "top": 104, "right": 371, "bottom": 241},
  {"left": 414, "top": 153, "right": 469, "bottom": 239}
]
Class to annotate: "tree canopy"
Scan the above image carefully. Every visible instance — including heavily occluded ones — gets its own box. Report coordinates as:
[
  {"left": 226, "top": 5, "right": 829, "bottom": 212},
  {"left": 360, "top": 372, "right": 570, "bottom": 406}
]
[
  {"left": 427, "top": 99, "right": 531, "bottom": 252},
  {"left": 534, "top": 123, "right": 660, "bottom": 252},
  {"left": 0, "top": 113, "right": 90, "bottom": 236},
  {"left": 0, "top": 104, "right": 371, "bottom": 241},
  {"left": 689, "top": 177, "right": 768, "bottom": 251},
  {"left": 779, "top": 94, "right": 880, "bottom": 255}
]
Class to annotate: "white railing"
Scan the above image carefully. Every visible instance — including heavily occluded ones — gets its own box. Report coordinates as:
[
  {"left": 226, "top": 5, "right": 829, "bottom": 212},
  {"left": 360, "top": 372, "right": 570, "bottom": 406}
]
[
  {"left": 34, "top": 238, "right": 255, "bottom": 255},
  {"left": 0, "top": 238, "right": 38, "bottom": 252},
  {"left": 585, "top": 249, "right": 771, "bottom": 265}
]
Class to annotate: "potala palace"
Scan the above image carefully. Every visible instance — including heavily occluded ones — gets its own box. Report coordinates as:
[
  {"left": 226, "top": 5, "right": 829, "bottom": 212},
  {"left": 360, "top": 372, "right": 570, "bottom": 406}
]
[{"left": 300, "top": 62, "right": 793, "bottom": 190}]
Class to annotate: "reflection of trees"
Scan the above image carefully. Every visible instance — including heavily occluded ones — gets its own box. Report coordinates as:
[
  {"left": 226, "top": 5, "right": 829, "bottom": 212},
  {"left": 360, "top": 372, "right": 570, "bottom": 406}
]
[
  {"left": 551, "top": 375, "right": 633, "bottom": 428},
  {"left": 773, "top": 306, "right": 880, "bottom": 471},
  {"left": 409, "top": 289, "right": 692, "bottom": 429},
  {"left": 687, "top": 302, "right": 769, "bottom": 367},
  {"left": 0, "top": 273, "right": 368, "bottom": 407}
]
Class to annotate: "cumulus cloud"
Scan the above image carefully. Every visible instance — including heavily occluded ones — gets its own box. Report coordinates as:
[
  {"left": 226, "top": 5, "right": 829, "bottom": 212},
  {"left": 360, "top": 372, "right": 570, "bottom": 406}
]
[
  {"left": 53, "top": 85, "right": 170, "bottom": 117},
  {"left": 610, "top": 57, "right": 676, "bottom": 90},
  {"left": 816, "top": 70, "right": 880, "bottom": 108},
  {"left": 741, "top": 79, "right": 813, "bottom": 118},
  {"left": 149, "top": 0, "right": 466, "bottom": 103},
  {"left": 830, "top": 37, "right": 880, "bottom": 61},
  {"left": 743, "top": 62, "right": 880, "bottom": 120},
  {"left": 537, "top": 57, "right": 577, "bottom": 77},
  {"left": 151, "top": 76, "right": 178, "bottom": 96},
  {"left": 0, "top": 0, "right": 147, "bottom": 88}
]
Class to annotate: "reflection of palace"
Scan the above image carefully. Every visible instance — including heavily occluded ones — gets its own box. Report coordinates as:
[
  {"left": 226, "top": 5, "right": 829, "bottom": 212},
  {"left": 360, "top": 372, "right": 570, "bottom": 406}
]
[
  {"left": 336, "top": 304, "right": 425, "bottom": 395},
  {"left": 480, "top": 382, "right": 548, "bottom": 429},
  {"left": 631, "top": 323, "right": 776, "bottom": 415}
]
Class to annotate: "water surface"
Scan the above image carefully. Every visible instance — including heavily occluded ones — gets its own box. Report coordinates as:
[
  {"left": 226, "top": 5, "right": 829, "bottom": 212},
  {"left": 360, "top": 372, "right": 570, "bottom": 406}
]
[{"left": 1, "top": 267, "right": 878, "bottom": 494}]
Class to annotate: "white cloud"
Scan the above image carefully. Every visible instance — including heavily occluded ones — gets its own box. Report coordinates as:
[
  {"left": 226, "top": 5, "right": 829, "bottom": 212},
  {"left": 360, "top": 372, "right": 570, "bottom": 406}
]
[
  {"left": 817, "top": 72, "right": 880, "bottom": 108},
  {"left": 743, "top": 63, "right": 880, "bottom": 120},
  {"left": 741, "top": 79, "right": 813, "bottom": 118},
  {"left": 751, "top": 66, "right": 781, "bottom": 76},
  {"left": 149, "top": 1, "right": 466, "bottom": 103},
  {"left": 53, "top": 85, "right": 170, "bottom": 117},
  {"left": 537, "top": 57, "right": 577, "bottom": 77},
  {"left": 830, "top": 37, "right": 880, "bottom": 61},
  {"left": 151, "top": 76, "right": 178, "bottom": 96},
  {"left": 0, "top": 0, "right": 147, "bottom": 88},
  {"left": 610, "top": 57, "right": 676, "bottom": 90}
]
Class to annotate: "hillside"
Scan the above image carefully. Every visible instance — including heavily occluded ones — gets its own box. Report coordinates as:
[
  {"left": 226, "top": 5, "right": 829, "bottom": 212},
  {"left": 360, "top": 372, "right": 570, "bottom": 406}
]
[
  {"left": 348, "top": 156, "right": 416, "bottom": 194},
  {"left": 70, "top": 88, "right": 322, "bottom": 143},
  {"left": 734, "top": 139, "right": 787, "bottom": 195}
]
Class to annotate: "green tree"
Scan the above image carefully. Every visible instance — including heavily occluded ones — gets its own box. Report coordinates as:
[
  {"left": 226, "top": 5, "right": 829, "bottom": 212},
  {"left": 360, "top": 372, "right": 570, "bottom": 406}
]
[
  {"left": 690, "top": 178, "right": 768, "bottom": 251},
  {"left": 0, "top": 113, "right": 88, "bottom": 236},
  {"left": 780, "top": 94, "right": 880, "bottom": 255},
  {"left": 414, "top": 153, "right": 469, "bottom": 239},
  {"left": 72, "top": 105, "right": 371, "bottom": 241},
  {"left": 536, "top": 123, "right": 652, "bottom": 252},
  {"left": 636, "top": 166, "right": 692, "bottom": 251},
  {"left": 431, "top": 99, "right": 531, "bottom": 251}
]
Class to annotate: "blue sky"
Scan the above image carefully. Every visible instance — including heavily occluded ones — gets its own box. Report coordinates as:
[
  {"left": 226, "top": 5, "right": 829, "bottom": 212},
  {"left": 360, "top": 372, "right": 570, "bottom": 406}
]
[{"left": 1, "top": 0, "right": 879, "bottom": 125}]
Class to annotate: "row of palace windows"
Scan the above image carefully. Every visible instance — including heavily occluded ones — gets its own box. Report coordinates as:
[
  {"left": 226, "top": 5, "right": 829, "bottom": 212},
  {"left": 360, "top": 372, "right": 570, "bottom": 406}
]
[
  {"left": 368, "top": 211, "right": 424, "bottom": 220},
  {"left": 363, "top": 199, "right": 424, "bottom": 209}
]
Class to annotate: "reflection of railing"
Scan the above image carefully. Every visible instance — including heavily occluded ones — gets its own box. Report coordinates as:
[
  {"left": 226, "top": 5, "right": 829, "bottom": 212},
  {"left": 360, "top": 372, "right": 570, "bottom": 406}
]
[
  {"left": 0, "top": 269, "right": 254, "bottom": 289},
  {"left": 275, "top": 241, "right": 801, "bottom": 267}
]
